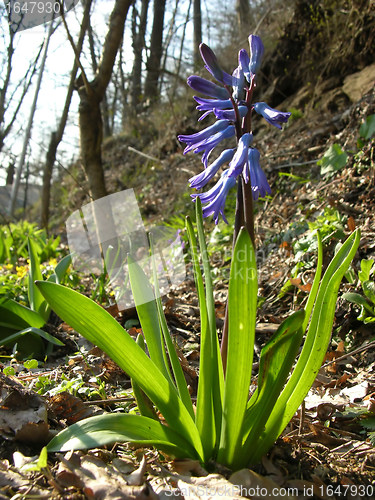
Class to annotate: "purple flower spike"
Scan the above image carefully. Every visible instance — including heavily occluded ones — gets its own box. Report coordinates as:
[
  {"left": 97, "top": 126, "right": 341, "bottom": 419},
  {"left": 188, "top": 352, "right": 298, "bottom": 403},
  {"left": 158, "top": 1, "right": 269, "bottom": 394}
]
[
  {"left": 188, "top": 76, "right": 229, "bottom": 99},
  {"left": 253, "top": 102, "right": 291, "bottom": 129},
  {"left": 189, "top": 149, "right": 235, "bottom": 190},
  {"left": 239, "top": 49, "right": 251, "bottom": 82},
  {"left": 192, "top": 171, "right": 236, "bottom": 224},
  {"left": 199, "top": 126, "right": 236, "bottom": 167},
  {"left": 249, "top": 35, "right": 265, "bottom": 75},
  {"left": 228, "top": 133, "right": 253, "bottom": 178},
  {"left": 199, "top": 43, "right": 224, "bottom": 83},
  {"left": 245, "top": 148, "right": 271, "bottom": 200},
  {"left": 178, "top": 119, "right": 230, "bottom": 153}
]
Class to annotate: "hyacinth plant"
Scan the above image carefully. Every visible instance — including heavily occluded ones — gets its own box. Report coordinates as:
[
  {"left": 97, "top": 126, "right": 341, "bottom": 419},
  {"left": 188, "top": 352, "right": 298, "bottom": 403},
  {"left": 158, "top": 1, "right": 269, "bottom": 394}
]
[{"left": 36, "top": 35, "right": 360, "bottom": 471}]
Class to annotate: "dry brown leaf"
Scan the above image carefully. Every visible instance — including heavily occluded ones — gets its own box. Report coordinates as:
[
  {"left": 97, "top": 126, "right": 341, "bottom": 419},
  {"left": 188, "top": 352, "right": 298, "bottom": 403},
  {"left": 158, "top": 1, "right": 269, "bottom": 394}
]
[
  {"left": 229, "top": 469, "right": 298, "bottom": 499},
  {"left": 48, "top": 392, "right": 95, "bottom": 424}
]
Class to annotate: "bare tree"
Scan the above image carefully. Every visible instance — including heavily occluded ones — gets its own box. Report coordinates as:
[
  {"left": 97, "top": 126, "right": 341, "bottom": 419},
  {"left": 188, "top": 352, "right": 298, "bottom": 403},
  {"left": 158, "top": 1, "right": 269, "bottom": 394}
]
[
  {"left": 65, "top": 0, "right": 132, "bottom": 201},
  {"left": 131, "top": 0, "right": 150, "bottom": 110},
  {"left": 144, "top": 0, "right": 167, "bottom": 101},
  {"left": 193, "top": 0, "right": 202, "bottom": 69},
  {"left": 41, "top": 0, "right": 93, "bottom": 229},
  {"left": 0, "top": 6, "right": 42, "bottom": 154}
]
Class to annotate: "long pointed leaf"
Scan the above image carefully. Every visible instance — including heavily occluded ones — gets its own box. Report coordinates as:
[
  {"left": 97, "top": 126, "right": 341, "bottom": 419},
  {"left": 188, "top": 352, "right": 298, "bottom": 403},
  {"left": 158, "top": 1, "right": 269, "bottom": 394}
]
[
  {"left": 28, "top": 239, "right": 50, "bottom": 322},
  {"left": 36, "top": 281, "right": 203, "bottom": 459},
  {"left": 195, "top": 199, "right": 224, "bottom": 449},
  {"left": 251, "top": 229, "right": 360, "bottom": 463},
  {"left": 186, "top": 216, "right": 215, "bottom": 462},
  {"left": 149, "top": 234, "right": 195, "bottom": 419},
  {"left": 240, "top": 311, "right": 305, "bottom": 470},
  {"left": 217, "top": 227, "right": 257, "bottom": 467},
  {"left": 127, "top": 254, "right": 171, "bottom": 382},
  {"left": 0, "top": 299, "right": 45, "bottom": 330},
  {"left": 0, "top": 326, "right": 64, "bottom": 347},
  {"left": 47, "top": 414, "right": 199, "bottom": 459}
]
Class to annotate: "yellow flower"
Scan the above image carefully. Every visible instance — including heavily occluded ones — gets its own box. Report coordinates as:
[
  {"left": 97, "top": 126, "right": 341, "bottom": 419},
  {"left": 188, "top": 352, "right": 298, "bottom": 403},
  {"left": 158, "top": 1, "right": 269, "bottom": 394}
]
[
  {"left": 49, "top": 258, "right": 57, "bottom": 268},
  {"left": 5, "top": 264, "right": 13, "bottom": 270},
  {"left": 16, "top": 266, "right": 28, "bottom": 278}
]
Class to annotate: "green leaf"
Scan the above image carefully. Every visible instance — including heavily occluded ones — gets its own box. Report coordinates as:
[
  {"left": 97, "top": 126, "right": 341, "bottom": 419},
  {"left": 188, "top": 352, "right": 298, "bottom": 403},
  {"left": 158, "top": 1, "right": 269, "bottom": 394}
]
[
  {"left": 28, "top": 239, "right": 50, "bottom": 322},
  {"left": 48, "top": 254, "right": 72, "bottom": 284},
  {"left": 343, "top": 292, "right": 375, "bottom": 316},
  {"left": 359, "top": 114, "right": 375, "bottom": 140},
  {"left": 186, "top": 215, "right": 215, "bottom": 461},
  {"left": 251, "top": 229, "right": 360, "bottom": 464},
  {"left": 362, "top": 281, "right": 375, "bottom": 305},
  {"left": 358, "top": 259, "right": 374, "bottom": 283},
  {"left": 36, "top": 281, "right": 203, "bottom": 459},
  {"left": 0, "top": 327, "right": 64, "bottom": 347},
  {"left": 131, "top": 334, "right": 159, "bottom": 420},
  {"left": 318, "top": 144, "right": 348, "bottom": 175},
  {"left": 47, "top": 414, "right": 200, "bottom": 459},
  {"left": 217, "top": 228, "right": 257, "bottom": 468},
  {"left": 149, "top": 234, "right": 194, "bottom": 419},
  {"left": 195, "top": 199, "right": 224, "bottom": 443},
  {"left": 20, "top": 446, "right": 48, "bottom": 472},
  {"left": 24, "top": 359, "right": 39, "bottom": 369},
  {"left": 241, "top": 311, "right": 305, "bottom": 467},
  {"left": 0, "top": 299, "right": 45, "bottom": 331},
  {"left": 127, "top": 255, "right": 171, "bottom": 382}
]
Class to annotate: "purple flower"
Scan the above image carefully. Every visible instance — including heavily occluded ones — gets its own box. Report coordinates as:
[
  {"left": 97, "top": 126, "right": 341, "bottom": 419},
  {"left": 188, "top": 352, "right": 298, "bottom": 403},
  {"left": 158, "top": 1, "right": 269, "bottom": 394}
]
[
  {"left": 193, "top": 97, "right": 233, "bottom": 121},
  {"left": 232, "top": 66, "right": 246, "bottom": 101},
  {"left": 192, "top": 171, "right": 236, "bottom": 224},
  {"left": 199, "top": 126, "right": 236, "bottom": 167},
  {"left": 189, "top": 149, "right": 235, "bottom": 190},
  {"left": 253, "top": 102, "right": 291, "bottom": 129},
  {"left": 199, "top": 43, "right": 224, "bottom": 83},
  {"left": 227, "top": 133, "right": 253, "bottom": 178},
  {"left": 239, "top": 49, "right": 251, "bottom": 82},
  {"left": 249, "top": 35, "right": 264, "bottom": 75},
  {"left": 213, "top": 105, "right": 248, "bottom": 121},
  {"left": 188, "top": 76, "right": 229, "bottom": 99},
  {"left": 244, "top": 148, "right": 271, "bottom": 200},
  {"left": 178, "top": 120, "right": 230, "bottom": 154}
]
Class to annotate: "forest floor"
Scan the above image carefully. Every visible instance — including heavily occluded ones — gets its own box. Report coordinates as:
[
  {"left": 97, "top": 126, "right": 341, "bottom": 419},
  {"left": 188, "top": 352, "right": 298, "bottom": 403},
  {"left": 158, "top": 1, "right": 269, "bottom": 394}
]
[{"left": 1, "top": 62, "right": 375, "bottom": 500}]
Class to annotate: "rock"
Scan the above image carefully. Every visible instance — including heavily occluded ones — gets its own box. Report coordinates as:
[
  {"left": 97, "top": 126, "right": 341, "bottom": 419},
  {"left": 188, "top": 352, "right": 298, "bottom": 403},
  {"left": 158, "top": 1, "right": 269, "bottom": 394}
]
[{"left": 342, "top": 63, "right": 375, "bottom": 103}]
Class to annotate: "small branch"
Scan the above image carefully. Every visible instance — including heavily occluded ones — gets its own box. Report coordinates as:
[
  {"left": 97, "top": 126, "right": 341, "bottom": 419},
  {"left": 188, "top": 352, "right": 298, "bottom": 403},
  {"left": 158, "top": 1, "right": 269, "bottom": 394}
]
[{"left": 58, "top": 0, "right": 92, "bottom": 96}]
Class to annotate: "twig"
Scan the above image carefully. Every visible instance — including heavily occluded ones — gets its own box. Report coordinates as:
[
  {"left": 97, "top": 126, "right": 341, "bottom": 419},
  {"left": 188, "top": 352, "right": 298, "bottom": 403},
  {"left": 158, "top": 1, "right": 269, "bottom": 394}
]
[
  {"left": 322, "top": 340, "right": 375, "bottom": 368},
  {"left": 58, "top": 0, "right": 92, "bottom": 96},
  {"left": 272, "top": 159, "right": 319, "bottom": 170},
  {"left": 128, "top": 146, "right": 161, "bottom": 163},
  {"left": 82, "top": 397, "right": 135, "bottom": 405}
]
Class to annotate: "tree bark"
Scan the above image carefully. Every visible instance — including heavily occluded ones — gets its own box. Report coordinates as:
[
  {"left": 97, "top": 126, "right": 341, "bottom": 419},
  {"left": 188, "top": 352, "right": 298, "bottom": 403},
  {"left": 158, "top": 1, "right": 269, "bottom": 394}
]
[
  {"left": 236, "top": 0, "right": 250, "bottom": 37},
  {"left": 131, "top": 0, "right": 150, "bottom": 110},
  {"left": 41, "top": 0, "right": 93, "bottom": 229},
  {"left": 144, "top": 0, "right": 166, "bottom": 101},
  {"left": 78, "top": 0, "right": 132, "bottom": 200},
  {"left": 193, "top": 0, "right": 202, "bottom": 70}
]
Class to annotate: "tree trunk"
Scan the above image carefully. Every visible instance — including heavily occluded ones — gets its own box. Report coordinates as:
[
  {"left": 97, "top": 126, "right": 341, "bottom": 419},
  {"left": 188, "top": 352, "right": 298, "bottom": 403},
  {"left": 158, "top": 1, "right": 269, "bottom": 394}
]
[
  {"left": 78, "top": 0, "right": 132, "bottom": 200},
  {"left": 236, "top": 0, "right": 250, "bottom": 37},
  {"left": 131, "top": 0, "right": 149, "bottom": 110},
  {"left": 193, "top": 0, "right": 202, "bottom": 70},
  {"left": 41, "top": 0, "right": 93, "bottom": 229},
  {"left": 87, "top": 18, "right": 112, "bottom": 138},
  {"left": 144, "top": 0, "right": 166, "bottom": 101}
]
